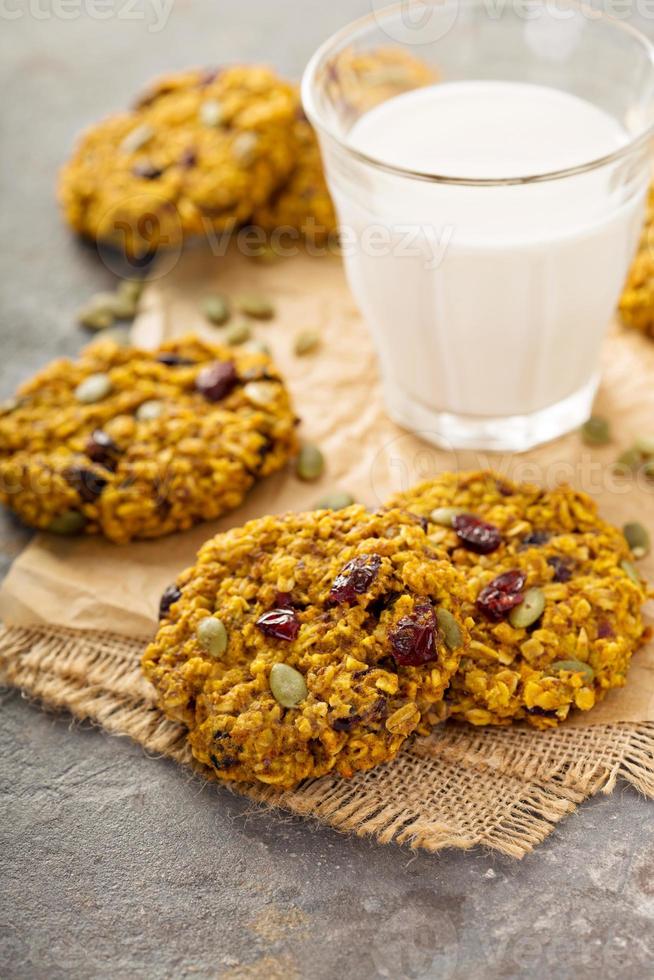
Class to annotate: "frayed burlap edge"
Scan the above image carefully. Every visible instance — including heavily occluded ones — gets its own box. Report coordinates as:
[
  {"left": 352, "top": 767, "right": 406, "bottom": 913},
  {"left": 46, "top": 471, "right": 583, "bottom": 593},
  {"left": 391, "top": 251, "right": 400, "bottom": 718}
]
[{"left": 2, "top": 623, "right": 653, "bottom": 858}]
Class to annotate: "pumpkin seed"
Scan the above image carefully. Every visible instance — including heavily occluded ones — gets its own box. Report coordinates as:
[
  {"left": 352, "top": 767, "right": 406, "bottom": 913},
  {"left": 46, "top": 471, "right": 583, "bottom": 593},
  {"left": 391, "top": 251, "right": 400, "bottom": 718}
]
[
  {"left": 102, "top": 325, "right": 132, "bottom": 347},
  {"left": 202, "top": 294, "right": 230, "bottom": 325},
  {"left": 199, "top": 99, "right": 224, "bottom": 127},
  {"left": 224, "top": 320, "right": 252, "bottom": 345},
  {"left": 243, "top": 339, "right": 271, "bottom": 356},
  {"left": 581, "top": 416, "right": 611, "bottom": 446},
  {"left": 136, "top": 399, "right": 164, "bottom": 422},
  {"left": 634, "top": 435, "right": 654, "bottom": 456},
  {"left": 269, "top": 662, "right": 307, "bottom": 708},
  {"left": 294, "top": 330, "right": 321, "bottom": 356},
  {"left": 436, "top": 607, "right": 463, "bottom": 651},
  {"left": 197, "top": 617, "right": 228, "bottom": 658},
  {"left": 47, "top": 510, "right": 87, "bottom": 535},
  {"left": 75, "top": 373, "right": 112, "bottom": 404},
  {"left": 296, "top": 444, "right": 324, "bottom": 482},
  {"left": 232, "top": 132, "right": 258, "bottom": 165},
  {"left": 120, "top": 123, "right": 154, "bottom": 154},
  {"left": 117, "top": 279, "right": 144, "bottom": 304},
  {"left": 77, "top": 305, "right": 114, "bottom": 331},
  {"left": 235, "top": 293, "right": 275, "bottom": 320},
  {"left": 623, "top": 521, "right": 650, "bottom": 559},
  {"left": 243, "top": 380, "right": 278, "bottom": 408},
  {"left": 620, "top": 559, "right": 642, "bottom": 585},
  {"left": 614, "top": 447, "right": 643, "bottom": 475},
  {"left": 429, "top": 506, "right": 467, "bottom": 527},
  {"left": 315, "top": 491, "right": 355, "bottom": 511},
  {"left": 508, "top": 587, "right": 545, "bottom": 629},
  {"left": 250, "top": 244, "right": 277, "bottom": 263},
  {"left": 549, "top": 659, "right": 595, "bottom": 684},
  {"left": 643, "top": 459, "right": 654, "bottom": 480}
]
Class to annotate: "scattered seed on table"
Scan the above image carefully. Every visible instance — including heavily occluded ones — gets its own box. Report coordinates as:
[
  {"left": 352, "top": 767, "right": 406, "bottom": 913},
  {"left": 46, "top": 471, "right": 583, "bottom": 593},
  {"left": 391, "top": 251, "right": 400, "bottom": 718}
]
[
  {"left": 581, "top": 416, "right": 611, "bottom": 446},
  {"left": 78, "top": 306, "right": 114, "bottom": 331},
  {"left": 117, "top": 279, "right": 144, "bottom": 305},
  {"left": 315, "top": 490, "right": 355, "bottom": 511},
  {"left": 235, "top": 293, "right": 275, "bottom": 320},
  {"left": 635, "top": 435, "right": 654, "bottom": 456},
  {"left": 75, "top": 373, "right": 112, "bottom": 404},
  {"left": 614, "top": 447, "right": 643, "bottom": 474},
  {"left": 202, "top": 294, "right": 230, "bottom": 325},
  {"left": 243, "top": 339, "right": 271, "bottom": 356},
  {"left": 296, "top": 444, "right": 324, "bottom": 482},
  {"left": 269, "top": 662, "right": 307, "bottom": 708},
  {"left": 225, "top": 320, "right": 252, "bottom": 345},
  {"left": 294, "top": 330, "right": 321, "bottom": 356},
  {"left": 623, "top": 521, "right": 650, "bottom": 559}
]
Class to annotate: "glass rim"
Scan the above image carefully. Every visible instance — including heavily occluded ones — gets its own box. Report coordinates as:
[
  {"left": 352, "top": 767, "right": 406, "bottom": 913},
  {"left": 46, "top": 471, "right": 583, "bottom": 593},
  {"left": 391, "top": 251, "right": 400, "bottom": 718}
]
[{"left": 301, "top": 0, "right": 654, "bottom": 187}]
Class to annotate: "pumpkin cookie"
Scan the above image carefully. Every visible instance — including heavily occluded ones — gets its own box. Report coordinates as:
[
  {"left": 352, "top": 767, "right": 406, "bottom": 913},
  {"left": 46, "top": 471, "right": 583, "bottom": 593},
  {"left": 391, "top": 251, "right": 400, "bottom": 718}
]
[
  {"left": 619, "top": 185, "right": 654, "bottom": 335},
  {"left": 0, "top": 335, "right": 296, "bottom": 543},
  {"left": 142, "top": 506, "right": 469, "bottom": 788},
  {"left": 58, "top": 66, "right": 300, "bottom": 256},
  {"left": 389, "top": 470, "right": 647, "bottom": 728}
]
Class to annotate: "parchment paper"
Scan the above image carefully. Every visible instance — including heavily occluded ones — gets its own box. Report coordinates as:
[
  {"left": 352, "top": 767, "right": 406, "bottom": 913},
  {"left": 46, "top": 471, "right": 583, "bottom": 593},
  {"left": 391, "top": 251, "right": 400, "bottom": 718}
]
[{"left": 1, "top": 243, "right": 653, "bottom": 725}]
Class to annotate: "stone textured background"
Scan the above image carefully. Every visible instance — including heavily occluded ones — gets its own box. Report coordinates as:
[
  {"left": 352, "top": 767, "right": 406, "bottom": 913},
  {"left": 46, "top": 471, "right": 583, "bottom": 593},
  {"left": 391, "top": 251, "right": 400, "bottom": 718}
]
[{"left": 1, "top": 2, "right": 654, "bottom": 977}]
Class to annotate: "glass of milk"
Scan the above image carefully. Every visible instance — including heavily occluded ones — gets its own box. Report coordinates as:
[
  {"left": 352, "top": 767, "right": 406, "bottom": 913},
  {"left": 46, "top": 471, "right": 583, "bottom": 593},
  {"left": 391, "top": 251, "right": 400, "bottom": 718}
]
[{"left": 302, "top": 0, "right": 654, "bottom": 451}]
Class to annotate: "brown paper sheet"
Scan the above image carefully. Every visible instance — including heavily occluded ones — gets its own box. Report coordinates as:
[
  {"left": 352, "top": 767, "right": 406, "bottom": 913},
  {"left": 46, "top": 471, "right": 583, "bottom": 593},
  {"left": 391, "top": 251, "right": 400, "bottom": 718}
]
[{"left": 1, "top": 243, "right": 654, "bottom": 726}]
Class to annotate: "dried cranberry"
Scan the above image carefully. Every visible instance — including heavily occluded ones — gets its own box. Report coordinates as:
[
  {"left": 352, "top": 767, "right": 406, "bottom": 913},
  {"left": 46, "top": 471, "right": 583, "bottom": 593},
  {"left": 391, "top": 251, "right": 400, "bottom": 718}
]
[
  {"left": 156, "top": 353, "right": 194, "bottom": 366},
  {"left": 179, "top": 148, "right": 197, "bottom": 168},
  {"left": 389, "top": 602, "right": 438, "bottom": 666},
  {"left": 159, "top": 584, "right": 181, "bottom": 619},
  {"left": 597, "top": 620, "right": 614, "bottom": 639},
  {"left": 328, "top": 553, "right": 382, "bottom": 605},
  {"left": 547, "top": 556, "right": 573, "bottom": 583},
  {"left": 195, "top": 361, "right": 238, "bottom": 401},
  {"left": 522, "top": 530, "right": 551, "bottom": 547},
  {"left": 273, "top": 592, "right": 293, "bottom": 608},
  {"left": 452, "top": 513, "right": 502, "bottom": 554},
  {"left": 255, "top": 607, "right": 300, "bottom": 641},
  {"left": 64, "top": 465, "right": 108, "bottom": 502},
  {"left": 132, "top": 161, "right": 164, "bottom": 180},
  {"left": 86, "top": 429, "right": 120, "bottom": 470},
  {"left": 476, "top": 570, "right": 526, "bottom": 621},
  {"left": 332, "top": 713, "right": 361, "bottom": 732}
]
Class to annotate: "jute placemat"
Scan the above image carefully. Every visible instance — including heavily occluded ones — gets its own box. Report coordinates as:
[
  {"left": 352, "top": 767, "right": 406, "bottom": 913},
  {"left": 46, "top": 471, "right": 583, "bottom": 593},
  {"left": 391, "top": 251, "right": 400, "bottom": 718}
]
[{"left": 2, "top": 623, "right": 653, "bottom": 858}]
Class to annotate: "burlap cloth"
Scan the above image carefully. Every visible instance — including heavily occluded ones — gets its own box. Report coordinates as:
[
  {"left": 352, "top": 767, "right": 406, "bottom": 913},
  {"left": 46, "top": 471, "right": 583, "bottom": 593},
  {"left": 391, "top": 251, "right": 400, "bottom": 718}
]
[{"left": 2, "top": 245, "right": 654, "bottom": 858}]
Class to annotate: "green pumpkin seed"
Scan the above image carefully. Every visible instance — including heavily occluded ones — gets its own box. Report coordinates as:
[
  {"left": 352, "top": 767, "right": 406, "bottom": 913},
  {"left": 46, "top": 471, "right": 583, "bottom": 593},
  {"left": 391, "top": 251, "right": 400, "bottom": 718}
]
[
  {"left": 549, "top": 659, "right": 595, "bottom": 684},
  {"left": 199, "top": 99, "right": 224, "bottom": 127},
  {"left": 235, "top": 293, "right": 275, "bottom": 320},
  {"left": 81, "top": 289, "right": 137, "bottom": 321},
  {"left": 620, "top": 559, "right": 642, "bottom": 585},
  {"left": 232, "top": 132, "right": 258, "bottom": 165},
  {"left": 436, "top": 607, "right": 463, "bottom": 651},
  {"left": 197, "top": 617, "right": 228, "bottom": 657},
  {"left": 269, "top": 662, "right": 307, "bottom": 708},
  {"left": 643, "top": 460, "right": 654, "bottom": 480},
  {"left": 508, "top": 587, "right": 545, "bottom": 629},
  {"left": 614, "top": 447, "right": 643, "bottom": 475},
  {"left": 224, "top": 320, "right": 252, "bottom": 345},
  {"left": 296, "top": 444, "right": 324, "bottom": 482},
  {"left": 581, "top": 416, "right": 611, "bottom": 446},
  {"left": 136, "top": 399, "right": 164, "bottom": 422},
  {"left": 47, "top": 510, "right": 87, "bottom": 535},
  {"left": 77, "top": 305, "right": 115, "bottom": 331},
  {"left": 634, "top": 435, "right": 654, "bottom": 456},
  {"left": 250, "top": 244, "right": 278, "bottom": 263},
  {"left": 102, "top": 325, "right": 132, "bottom": 347},
  {"left": 120, "top": 123, "right": 154, "bottom": 154},
  {"left": 429, "top": 506, "right": 467, "bottom": 527},
  {"left": 75, "top": 373, "right": 112, "bottom": 404},
  {"left": 202, "top": 294, "right": 230, "bottom": 325},
  {"left": 117, "top": 279, "right": 144, "bottom": 305},
  {"left": 315, "top": 491, "right": 355, "bottom": 511},
  {"left": 623, "top": 521, "right": 650, "bottom": 559},
  {"left": 294, "top": 330, "right": 321, "bottom": 356}
]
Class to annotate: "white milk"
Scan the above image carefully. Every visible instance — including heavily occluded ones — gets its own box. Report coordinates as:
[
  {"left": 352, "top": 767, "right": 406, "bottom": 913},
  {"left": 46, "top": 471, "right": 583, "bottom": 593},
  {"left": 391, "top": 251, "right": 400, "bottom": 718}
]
[{"left": 332, "top": 81, "right": 645, "bottom": 446}]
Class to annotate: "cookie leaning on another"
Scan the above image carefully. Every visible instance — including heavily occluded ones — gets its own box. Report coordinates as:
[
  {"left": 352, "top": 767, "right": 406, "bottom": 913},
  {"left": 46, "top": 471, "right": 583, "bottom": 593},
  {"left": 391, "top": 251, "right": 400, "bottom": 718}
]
[
  {"left": 389, "top": 470, "right": 648, "bottom": 729},
  {"left": 143, "top": 506, "right": 470, "bottom": 788},
  {"left": 0, "top": 335, "right": 297, "bottom": 543}
]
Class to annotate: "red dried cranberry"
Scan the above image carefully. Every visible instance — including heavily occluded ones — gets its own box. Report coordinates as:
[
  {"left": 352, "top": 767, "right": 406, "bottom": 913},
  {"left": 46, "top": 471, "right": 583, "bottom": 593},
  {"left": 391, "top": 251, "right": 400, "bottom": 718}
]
[
  {"left": 547, "top": 556, "right": 573, "bottom": 583},
  {"left": 256, "top": 608, "right": 300, "bottom": 641},
  {"left": 273, "top": 592, "right": 293, "bottom": 608},
  {"left": 452, "top": 513, "right": 502, "bottom": 554},
  {"left": 86, "top": 429, "right": 120, "bottom": 470},
  {"left": 597, "top": 620, "right": 614, "bottom": 639},
  {"left": 328, "top": 554, "right": 382, "bottom": 605},
  {"left": 389, "top": 602, "right": 438, "bottom": 666},
  {"left": 132, "top": 161, "right": 164, "bottom": 180},
  {"left": 159, "top": 584, "right": 181, "bottom": 619},
  {"left": 195, "top": 361, "right": 238, "bottom": 401},
  {"left": 476, "top": 570, "right": 526, "bottom": 621},
  {"left": 64, "top": 465, "right": 108, "bottom": 502}
]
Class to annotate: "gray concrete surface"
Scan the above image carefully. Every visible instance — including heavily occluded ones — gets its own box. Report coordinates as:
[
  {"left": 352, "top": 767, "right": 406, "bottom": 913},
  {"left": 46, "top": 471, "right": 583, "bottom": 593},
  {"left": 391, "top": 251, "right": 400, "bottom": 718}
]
[{"left": 1, "top": 2, "right": 654, "bottom": 978}]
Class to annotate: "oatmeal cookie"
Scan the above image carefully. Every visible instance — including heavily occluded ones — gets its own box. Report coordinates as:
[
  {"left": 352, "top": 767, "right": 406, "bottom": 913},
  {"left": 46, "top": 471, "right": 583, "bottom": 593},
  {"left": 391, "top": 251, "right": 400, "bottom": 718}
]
[
  {"left": 58, "top": 66, "right": 300, "bottom": 256},
  {"left": 324, "top": 46, "right": 437, "bottom": 119},
  {"left": 142, "top": 506, "right": 470, "bottom": 787},
  {"left": 0, "top": 335, "right": 296, "bottom": 543},
  {"left": 620, "top": 185, "right": 654, "bottom": 335},
  {"left": 389, "top": 470, "right": 647, "bottom": 728}
]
